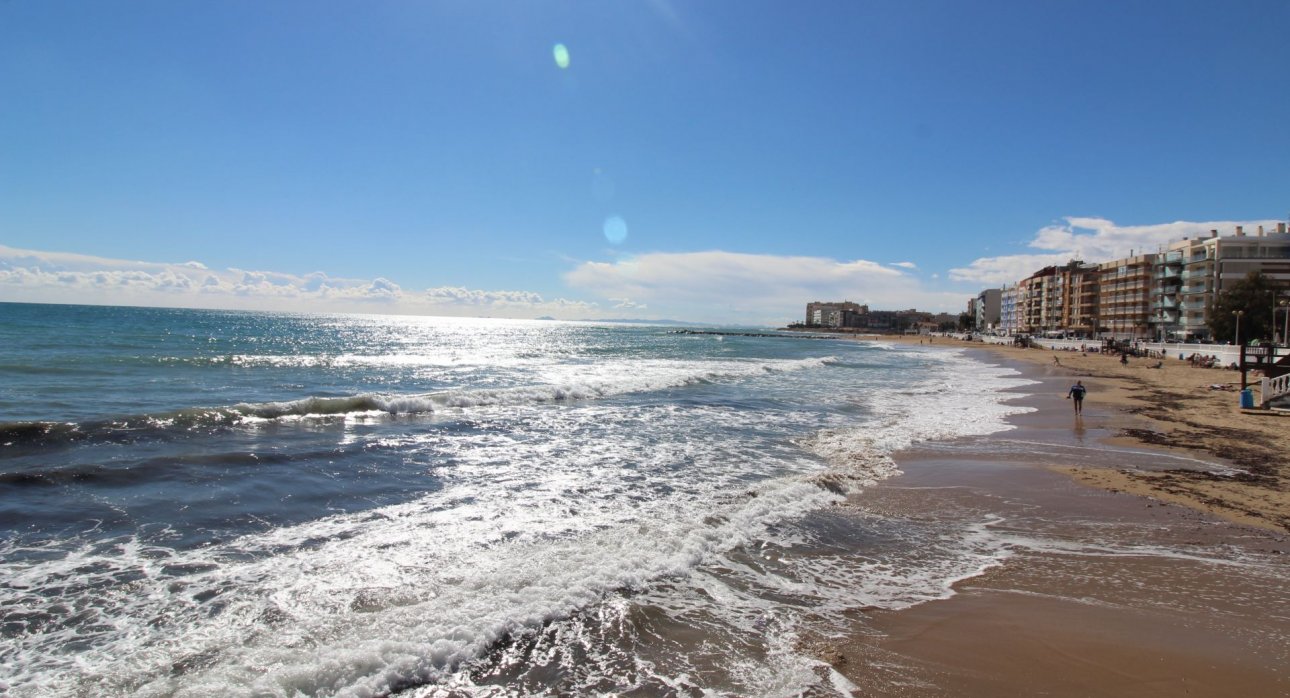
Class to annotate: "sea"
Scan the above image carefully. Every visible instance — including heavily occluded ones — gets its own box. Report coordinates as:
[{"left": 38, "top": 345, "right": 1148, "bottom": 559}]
[{"left": 0, "top": 302, "right": 1037, "bottom": 696}]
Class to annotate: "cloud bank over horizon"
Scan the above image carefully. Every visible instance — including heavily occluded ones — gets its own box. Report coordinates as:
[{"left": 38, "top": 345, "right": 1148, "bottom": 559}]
[
  {"left": 563, "top": 250, "right": 967, "bottom": 322},
  {"left": 949, "top": 217, "right": 1283, "bottom": 285},
  {"left": 0, "top": 245, "right": 601, "bottom": 319},
  {"left": 6, "top": 216, "right": 1280, "bottom": 324},
  {"left": 0, "top": 244, "right": 971, "bottom": 325}
]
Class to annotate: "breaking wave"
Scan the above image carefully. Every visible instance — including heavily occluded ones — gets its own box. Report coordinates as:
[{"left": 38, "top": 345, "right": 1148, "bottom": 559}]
[{"left": 0, "top": 356, "right": 838, "bottom": 453}]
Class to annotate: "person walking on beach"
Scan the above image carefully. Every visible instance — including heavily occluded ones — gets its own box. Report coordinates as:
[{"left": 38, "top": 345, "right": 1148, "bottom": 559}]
[{"left": 1067, "top": 380, "right": 1086, "bottom": 415}]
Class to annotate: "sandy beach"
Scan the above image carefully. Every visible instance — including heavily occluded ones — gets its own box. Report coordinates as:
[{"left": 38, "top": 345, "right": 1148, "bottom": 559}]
[
  {"left": 813, "top": 335, "right": 1290, "bottom": 696},
  {"left": 893, "top": 334, "right": 1290, "bottom": 532}
]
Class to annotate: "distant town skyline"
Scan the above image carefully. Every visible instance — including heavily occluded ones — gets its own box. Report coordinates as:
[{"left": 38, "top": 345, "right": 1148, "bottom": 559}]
[{"left": 3, "top": 2, "right": 1288, "bottom": 325}]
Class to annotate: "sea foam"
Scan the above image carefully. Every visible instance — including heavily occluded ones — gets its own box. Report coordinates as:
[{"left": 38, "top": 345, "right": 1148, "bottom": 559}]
[{"left": 0, "top": 338, "right": 1032, "bottom": 697}]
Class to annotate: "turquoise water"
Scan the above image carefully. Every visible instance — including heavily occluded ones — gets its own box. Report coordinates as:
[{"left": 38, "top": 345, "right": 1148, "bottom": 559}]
[{"left": 0, "top": 302, "right": 1033, "bottom": 696}]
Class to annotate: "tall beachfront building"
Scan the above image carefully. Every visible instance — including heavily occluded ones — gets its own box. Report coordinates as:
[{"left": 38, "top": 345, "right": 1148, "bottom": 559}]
[
  {"left": 1012, "top": 262, "right": 1098, "bottom": 336},
  {"left": 1065, "top": 262, "right": 1101, "bottom": 336},
  {"left": 1099, "top": 225, "right": 1290, "bottom": 341},
  {"left": 1098, "top": 253, "right": 1157, "bottom": 340},
  {"left": 974, "top": 223, "right": 1290, "bottom": 340},
  {"left": 973, "top": 288, "right": 1001, "bottom": 332},
  {"left": 999, "top": 284, "right": 1019, "bottom": 335},
  {"left": 1016, "top": 267, "right": 1049, "bottom": 333},
  {"left": 1150, "top": 224, "right": 1290, "bottom": 341},
  {"left": 805, "top": 301, "right": 868, "bottom": 328}
]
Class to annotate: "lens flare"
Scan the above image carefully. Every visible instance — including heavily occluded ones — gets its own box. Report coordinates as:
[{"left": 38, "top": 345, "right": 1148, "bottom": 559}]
[
  {"left": 553, "top": 43, "right": 570, "bottom": 69},
  {"left": 603, "top": 216, "right": 628, "bottom": 244}
]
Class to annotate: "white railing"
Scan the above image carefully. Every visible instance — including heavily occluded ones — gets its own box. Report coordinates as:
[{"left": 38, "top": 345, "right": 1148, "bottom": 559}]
[
  {"left": 961, "top": 335, "right": 1266, "bottom": 367},
  {"left": 1031, "top": 338, "right": 1098, "bottom": 351},
  {"left": 966, "top": 336, "right": 1245, "bottom": 363},
  {"left": 1139, "top": 342, "right": 1241, "bottom": 365},
  {"left": 1260, "top": 374, "right": 1290, "bottom": 408},
  {"left": 970, "top": 335, "right": 1124, "bottom": 352}
]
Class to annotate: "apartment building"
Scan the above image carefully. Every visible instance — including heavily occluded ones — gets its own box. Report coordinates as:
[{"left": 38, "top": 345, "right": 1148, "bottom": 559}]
[
  {"left": 1009, "top": 262, "right": 1100, "bottom": 336},
  {"left": 805, "top": 301, "right": 868, "bottom": 328},
  {"left": 1015, "top": 266, "right": 1064, "bottom": 333},
  {"left": 973, "top": 224, "right": 1290, "bottom": 340},
  {"left": 999, "top": 284, "right": 1020, "bottom": 335},
  {"left": 973, "top": 288, "right": 1001, "bottom": 332},
  {"left": 1099, "top": 253, "right": 1157, "bottom": 340},
  {"left": 1015, "top": 267, "right": 1048, "bottom": 333},
  {"left": 1064, "top": 262, "right": 1101, "bottom": 335},
  {"left": 1151, "top": 224, "right": 1290, "bottom": 340},
  {"left": 802, "top": 302, "right": 939, "bottom": 331}
]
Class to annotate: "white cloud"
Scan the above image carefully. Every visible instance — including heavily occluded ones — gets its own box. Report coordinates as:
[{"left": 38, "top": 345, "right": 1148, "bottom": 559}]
[
  {"left": 425, "top": 286, "right": 534, "bottom": 305},
  {"left": 890, "top": 261, "right": 917, "bottom": 269},
  {"left": 610, "top": 298, "right": 647, "bottom": 310},
  {"left": 565, "top": 250, "right": 965, "bottom": 324},
  {"left": 0, "top": 245, "right": 597, "bottom": 319},
  {"left": 366, "top": 277, "right": 401, "bottom": 298},
  {"left": 947, "top": 253, "right": 1071, "bottom": 287},
  {"left": 949, "top": 217, "right": 1283, "bottom": 285}
]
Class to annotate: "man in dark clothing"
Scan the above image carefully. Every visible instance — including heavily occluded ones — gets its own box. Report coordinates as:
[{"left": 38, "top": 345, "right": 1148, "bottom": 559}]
[{"left": 1067, "top": 380, "right": 1086, "bottom": 415}]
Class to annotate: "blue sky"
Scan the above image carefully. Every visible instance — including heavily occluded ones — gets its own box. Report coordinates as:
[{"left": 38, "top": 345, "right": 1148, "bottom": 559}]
[{"left": 2, "top": 1, "right": 1288, "bottom": 324}]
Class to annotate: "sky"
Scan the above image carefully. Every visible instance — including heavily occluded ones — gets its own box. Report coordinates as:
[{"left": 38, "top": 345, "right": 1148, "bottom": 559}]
[{"left": 2, "top": 1, "right": 1288, "bottom": 325}]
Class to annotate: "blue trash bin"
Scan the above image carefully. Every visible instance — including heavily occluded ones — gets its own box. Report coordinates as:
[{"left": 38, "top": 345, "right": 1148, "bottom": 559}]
[{"left": 1239, "top": 388, "right": 1254, "bottom": 409}]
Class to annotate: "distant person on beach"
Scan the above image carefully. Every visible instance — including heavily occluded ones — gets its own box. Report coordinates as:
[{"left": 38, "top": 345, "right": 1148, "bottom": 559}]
[{"left": 1067, "top": 380, "right": 1086, "bottom": 415}]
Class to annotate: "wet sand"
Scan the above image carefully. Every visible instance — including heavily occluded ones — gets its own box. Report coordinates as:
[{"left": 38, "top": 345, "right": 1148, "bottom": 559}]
[
  {"left": 850, "top": 589, "right": 1285, "bottom": 697},
  {"left": 890, "top": 335, "right": 1290, "bottom": 533},
  {"left": 816, "top": 339, "right": 1290, "bottom": 696}
]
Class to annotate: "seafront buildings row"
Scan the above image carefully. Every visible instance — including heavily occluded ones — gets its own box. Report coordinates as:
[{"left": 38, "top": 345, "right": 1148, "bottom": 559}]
[
  {"left": 801, "top": 302, "right": 959, "bottom": 333},
  {"left": 969, "top": 224, "right": 1290, "bottom": 341}
]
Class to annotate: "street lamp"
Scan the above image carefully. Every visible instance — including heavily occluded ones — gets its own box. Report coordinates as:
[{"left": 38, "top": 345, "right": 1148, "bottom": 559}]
[
  {"left": 1233, "top": 309, "right": 1244, "bottom": 346},
  {"left": 1274, "top": 296, "right": 1284, "bottom": 345}
]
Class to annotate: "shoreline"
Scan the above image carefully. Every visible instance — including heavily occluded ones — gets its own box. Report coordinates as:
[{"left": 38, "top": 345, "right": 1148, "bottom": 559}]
[
  {"left": 814, "top": 337, "right": 1290, "bottom": 695},
  {"left": 881, "top": 333, "right": 1290, "bottom": 533}
]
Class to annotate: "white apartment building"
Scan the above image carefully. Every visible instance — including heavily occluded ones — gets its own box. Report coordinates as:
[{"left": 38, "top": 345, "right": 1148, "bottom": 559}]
[
  {"left": 1151, "top": 224, "right": 1290, "bottom": 340},
  {"left": 999, "top": 284, "right": 1020, "bottom": 335}
]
